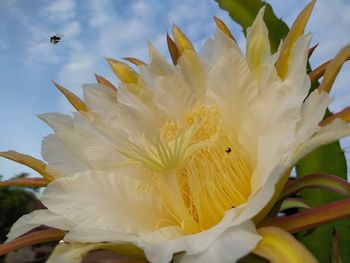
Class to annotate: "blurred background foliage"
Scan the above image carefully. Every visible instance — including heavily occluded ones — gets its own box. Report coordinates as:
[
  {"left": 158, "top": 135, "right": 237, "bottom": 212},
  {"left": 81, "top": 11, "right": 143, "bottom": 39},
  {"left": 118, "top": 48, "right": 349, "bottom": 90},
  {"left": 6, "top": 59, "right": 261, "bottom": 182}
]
[{"left": 0, "top": 173, "right": 40, "bottom": 262}]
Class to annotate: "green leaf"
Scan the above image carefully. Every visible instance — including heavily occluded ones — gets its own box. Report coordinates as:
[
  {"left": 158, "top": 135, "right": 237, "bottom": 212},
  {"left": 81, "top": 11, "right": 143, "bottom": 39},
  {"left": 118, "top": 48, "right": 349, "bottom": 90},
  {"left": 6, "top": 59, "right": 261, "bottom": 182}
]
[
  {"left": 215, "top": 0, "right": 289, "bottom": 52},
  {"left": 215, "top": 0, "right": 349, "bottom": 262},
  {"left": 296, "top": 143, "right": 350, "bottom": 263}
]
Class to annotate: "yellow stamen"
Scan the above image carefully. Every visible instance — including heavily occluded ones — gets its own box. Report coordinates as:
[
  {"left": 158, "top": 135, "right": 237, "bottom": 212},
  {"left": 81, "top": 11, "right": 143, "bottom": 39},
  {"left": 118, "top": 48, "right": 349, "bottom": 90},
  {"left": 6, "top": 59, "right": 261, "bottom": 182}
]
[{"left": 125, "top": 105, "right": 252, "bottom": 233}]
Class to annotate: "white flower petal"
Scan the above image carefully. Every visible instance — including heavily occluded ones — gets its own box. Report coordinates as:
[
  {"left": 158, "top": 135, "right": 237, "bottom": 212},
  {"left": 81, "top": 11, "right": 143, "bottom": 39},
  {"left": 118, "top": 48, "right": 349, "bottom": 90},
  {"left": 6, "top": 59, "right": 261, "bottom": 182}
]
[
  {"left": 39, "top": 113, "right": 91, "bottom": 176},
  {"left": 237, "top": 85, "right": 300, "bottom": 167},
  {"left": 294, "top": 119, "right": 350, "bottom": 161},
  {"left": 74, "top": 113, "right": 125, "bottom": 169},
  {"left": 177, "top": 50, "right": 207, "bottom": 102},
  {"left": 152, "top": 71, "right": 197, "bottom": 120},
  {"left": 147, "top": 42, "right": 173, "bottom": 76},
  {"left": 41, "top": 170, "right": 166, "bottom": 234},
  {"left": 6, "top": 209, "right": 75, "bottom": 241},
  {"left": 47, "top": 243, "right": 99, "bottom": 263},
  {"left": 64, "top": 227, "right": 135, "bottom": 243},
  {"left": 200, "top": 29, "right": 242, "bottom": 65},
  {"left": 117, "top": 86, "right": 162, "bottom": 136},
  {"left": 280, "top": 35, "right": 312, "bottom": 107},
  {"left": 296, "top": 90, "right": 331, "bottom": 141},
  {"left": 82, "top": 84, "right": 117, "bottom": 114},
  {"left": 251, "top": 122, "right": 296, "bottom": 189},
  {"left": 205, "top": 30, "right": 258, "bottom": 139},
  {"left": 235, "top": 165, "right": 287, "bottom": 223},
  {"left": 47, "top": 242, "right": 144, "bottom": 263},
  {"left": 38, "top": 112, "right": 74, "bottom": 133},
  {"left": 42, "top": 134, "right": 90, "bottom": 177},
  {"left": 140, "top": 221, "right": 260, "bottom": 263},
  {"left": 246, "top": 7, "right": 271, "bottom": 74},
  {"left": 177, "top": 225, "right": 259, "bottom": 263},
  {"left": 286, "top": 34, "right": 312, "bottom": 81},
  {"left": 38, "top": 113, "right": 82, "bottom": 156}
]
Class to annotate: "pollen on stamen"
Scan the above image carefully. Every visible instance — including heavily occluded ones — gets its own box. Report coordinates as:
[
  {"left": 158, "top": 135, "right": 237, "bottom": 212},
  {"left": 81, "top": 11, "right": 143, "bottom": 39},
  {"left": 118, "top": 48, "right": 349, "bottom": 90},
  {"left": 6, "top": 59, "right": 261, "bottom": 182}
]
[{"left": 147, "top": 105, "right": 253, "bottom": 233}]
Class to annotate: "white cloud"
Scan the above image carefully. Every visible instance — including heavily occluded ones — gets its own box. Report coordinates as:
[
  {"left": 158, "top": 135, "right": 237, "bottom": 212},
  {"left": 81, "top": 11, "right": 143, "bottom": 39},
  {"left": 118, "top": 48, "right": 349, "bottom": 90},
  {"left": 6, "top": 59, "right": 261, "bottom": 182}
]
[
  {"left": 58, "top": 52, "right": 96, "bottom": 90},
  {"left": 27, "top": 42, "right": 61, "bottom": 64},
  {"left": 131, "top": 1, "right": 152, "bottom": 18},
  {"left": 97, "top": 18, "right": 151, "bottom": 58},
  {"left": 87, "top": 0, "right": 113, "bottom": 27},
  {"left": 60, "top": 21, "right": 81, "bottom": 38},
  {"left": 42, "top": 0, "right": 76, "bottom": 21}
]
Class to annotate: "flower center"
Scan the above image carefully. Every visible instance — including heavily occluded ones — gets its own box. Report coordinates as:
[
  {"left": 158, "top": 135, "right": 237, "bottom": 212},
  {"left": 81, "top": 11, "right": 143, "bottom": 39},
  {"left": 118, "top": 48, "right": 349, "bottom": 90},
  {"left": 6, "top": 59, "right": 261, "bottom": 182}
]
[
  {"left": 125, "top": 105, "right": 252, "bottom": 233},
  {"left": 156, "top": 105, "right": 252, "bottom": 233}
]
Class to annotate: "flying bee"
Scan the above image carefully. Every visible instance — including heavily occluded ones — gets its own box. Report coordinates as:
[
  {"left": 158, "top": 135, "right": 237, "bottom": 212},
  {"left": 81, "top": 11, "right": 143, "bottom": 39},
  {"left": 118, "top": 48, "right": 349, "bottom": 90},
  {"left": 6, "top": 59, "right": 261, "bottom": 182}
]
[
  {"left": 50, "top": 34, "right": 63, "bottom": 45},
  {"left": 225, "top": 147, "right": 232, "bottom": 154}
]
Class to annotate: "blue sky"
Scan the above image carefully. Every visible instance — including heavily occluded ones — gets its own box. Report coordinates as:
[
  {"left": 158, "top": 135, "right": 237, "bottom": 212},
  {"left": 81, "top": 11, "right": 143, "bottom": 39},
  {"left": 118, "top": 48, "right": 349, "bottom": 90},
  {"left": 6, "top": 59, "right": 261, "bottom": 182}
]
[{"left": 1, "top": 0, "right": 350, "bottom": 179}]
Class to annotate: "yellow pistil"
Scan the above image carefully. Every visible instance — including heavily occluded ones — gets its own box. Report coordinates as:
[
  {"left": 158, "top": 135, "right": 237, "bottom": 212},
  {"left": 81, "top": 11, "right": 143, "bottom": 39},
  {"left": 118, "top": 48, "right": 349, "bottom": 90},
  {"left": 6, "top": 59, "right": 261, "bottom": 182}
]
[{"left": 128, "top": 105, "right": 252, "bottom": 234}]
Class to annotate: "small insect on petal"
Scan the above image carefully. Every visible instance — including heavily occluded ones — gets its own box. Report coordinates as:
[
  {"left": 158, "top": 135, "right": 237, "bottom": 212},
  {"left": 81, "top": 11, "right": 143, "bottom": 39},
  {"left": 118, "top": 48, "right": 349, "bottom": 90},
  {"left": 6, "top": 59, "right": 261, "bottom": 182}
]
[
  {"left": 0, "top": 151, "right": 54, "bottom": 181},
  {"left": 52, "top": 81, "right": 88, "bottom": 112}
]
